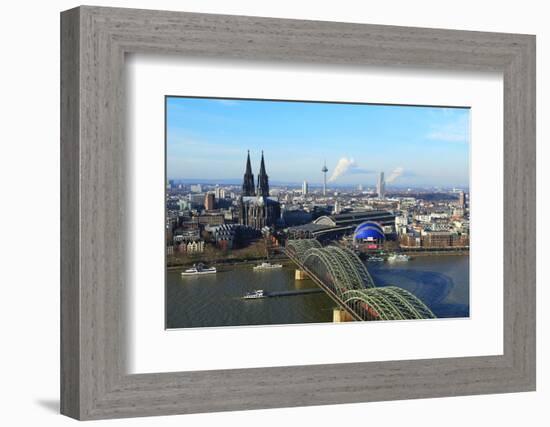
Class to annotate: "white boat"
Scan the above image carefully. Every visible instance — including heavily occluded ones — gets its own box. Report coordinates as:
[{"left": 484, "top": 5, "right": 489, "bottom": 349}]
[
  {"left": 387, "top": 254, "right": 410, "bottom": 263},
  {"left": 253, "top": 262, "right": 283, "bottom": 271},
  {"left": 367, "top": 256, "right": 384, "bottom": 262},
  {"left": 181, "top": 263, "right": 217, "bottom": 276},
  {"left": 242, "top": 290, "right": 267, "bottom": 299}
]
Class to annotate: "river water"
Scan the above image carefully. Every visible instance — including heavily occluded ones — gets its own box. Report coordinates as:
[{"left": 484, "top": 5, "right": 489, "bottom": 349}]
[{"left": 166, "top": 255, "right": 469, "bottom": 329}]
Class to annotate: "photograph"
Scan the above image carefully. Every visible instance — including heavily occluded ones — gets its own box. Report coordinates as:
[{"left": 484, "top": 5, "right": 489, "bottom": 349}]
[{"left": 165, "top": 96, "right": 471, "bottom": 329}]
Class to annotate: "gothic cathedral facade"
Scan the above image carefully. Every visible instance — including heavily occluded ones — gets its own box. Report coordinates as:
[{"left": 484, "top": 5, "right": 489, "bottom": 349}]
[{"left": 238, "top": 151, "right": 281, "bottom": 229}]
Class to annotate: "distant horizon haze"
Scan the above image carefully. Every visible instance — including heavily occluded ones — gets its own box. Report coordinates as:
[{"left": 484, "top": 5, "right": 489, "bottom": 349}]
[{"left": 167, "top": 177, "right": 469, "bottom": 191}]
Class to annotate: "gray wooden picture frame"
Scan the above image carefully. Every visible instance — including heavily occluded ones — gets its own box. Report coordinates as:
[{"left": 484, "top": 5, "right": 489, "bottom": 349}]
[{"left": 60, "top": 5, "right": 536, "bottom": 420}]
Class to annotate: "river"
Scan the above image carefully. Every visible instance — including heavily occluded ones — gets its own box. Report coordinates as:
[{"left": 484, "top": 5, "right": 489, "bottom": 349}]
[{"left": 166, "top": 255, "right": 469, "bottom": 329}]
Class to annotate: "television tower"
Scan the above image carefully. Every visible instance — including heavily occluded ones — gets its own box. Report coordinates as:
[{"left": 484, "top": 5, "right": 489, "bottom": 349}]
[{"left": 322, "top": 161, "right": 328, "bottom": 196}]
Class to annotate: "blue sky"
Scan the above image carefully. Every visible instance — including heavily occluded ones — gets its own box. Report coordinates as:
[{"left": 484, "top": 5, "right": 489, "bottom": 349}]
[{"left": 166, "top": 97, "right": 470, "bottom": 188}]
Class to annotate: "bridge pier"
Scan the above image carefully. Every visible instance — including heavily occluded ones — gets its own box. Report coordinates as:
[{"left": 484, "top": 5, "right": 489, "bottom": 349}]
[
  {"left": 333, "top": 308, "right": 355, "bottom": 323},
  {"left": 294, "top": 269, "right": 308, "bottom": 280}
]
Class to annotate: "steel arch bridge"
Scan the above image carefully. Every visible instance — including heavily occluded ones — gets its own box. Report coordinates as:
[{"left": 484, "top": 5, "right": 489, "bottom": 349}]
[{"left": 285, "top": 239, "right": 435, "bottom": 321}]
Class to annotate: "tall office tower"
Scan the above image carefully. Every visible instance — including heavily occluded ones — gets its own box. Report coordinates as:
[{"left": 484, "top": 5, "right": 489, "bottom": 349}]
[
  {"left": 377, "top": 172, "right": 386, "bottom": 199},
  {"left": 242, "top": 150, "right": 255, "bottom": 196},
  {"left": 302, "top": 180, "right": 309, "bottom": 195},
  {"left": 204, "top": 193, "right": 215, "bottom": 211},
  {"left": 322, "top": 161, "right": 328, "bottom": 196},
  {"left": 458, "top": 190, "right": 465, "bottom": 209},
  {"left": 213, "top": 187, "right": 226, "bottom": 199},
  {"left": 256, "top": 151, "right": 270, "bottom": 197}
]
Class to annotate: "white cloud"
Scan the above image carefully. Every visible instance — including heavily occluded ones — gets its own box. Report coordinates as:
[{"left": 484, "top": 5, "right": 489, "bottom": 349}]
[
  {"left": 215, "top": 99, "right": 240, "bottom": 106},
  {"left": 427, "top": 114, "right": 470, "bottom": 143}
]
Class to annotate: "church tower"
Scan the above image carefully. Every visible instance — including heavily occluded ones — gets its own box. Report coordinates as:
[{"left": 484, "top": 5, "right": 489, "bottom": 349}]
[
  {"left": 241, "top": 150, "right": 255, "bottom": 196},
  {"left": 238, "top": 150, "right": 280, "bottom": 229},
  {"left": 256, "top": 151, "right": 270, "bottom": 197}
]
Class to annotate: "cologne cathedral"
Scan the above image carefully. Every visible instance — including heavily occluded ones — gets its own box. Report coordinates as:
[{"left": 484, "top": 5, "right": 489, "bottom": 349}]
[{"left": 238, "top": 151, "right": 281, "bottom": 229}]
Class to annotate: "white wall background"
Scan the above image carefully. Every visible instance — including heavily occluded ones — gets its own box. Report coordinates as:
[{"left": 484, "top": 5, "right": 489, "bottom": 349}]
[{"left": 0, "top": 0, "right": 546, "bottom": 425}]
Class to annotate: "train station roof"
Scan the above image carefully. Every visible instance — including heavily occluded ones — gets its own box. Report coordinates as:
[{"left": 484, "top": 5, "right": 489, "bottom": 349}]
[
  {"left": 287, "top": 210, "right": 395, "bottom": 237},
  {"left": 314, "top": 210, "right": 395, "bottom": 227}
]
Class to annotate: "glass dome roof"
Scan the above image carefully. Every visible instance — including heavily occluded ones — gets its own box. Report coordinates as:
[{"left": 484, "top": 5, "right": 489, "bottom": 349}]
[{"left": 353, "top": 221, "right": 385, "bottom": 240}]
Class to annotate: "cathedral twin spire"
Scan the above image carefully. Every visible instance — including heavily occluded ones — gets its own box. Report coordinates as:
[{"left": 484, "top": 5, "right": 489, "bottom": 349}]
[
  {"left": 241, "top": 150, "right": 269, "bottom": 197},
  {"left": 242, "top": 150, "right": 255, "bottom": 196},
  {"left": 257, "top": 151, "right": 269, "bottom": 197}
]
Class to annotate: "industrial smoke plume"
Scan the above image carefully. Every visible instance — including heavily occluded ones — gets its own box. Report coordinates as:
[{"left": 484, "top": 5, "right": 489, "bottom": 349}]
[
  {"left": 328, "top": 157, "right": 404, "bottom": 184},
  {"left": 386, "top": 166, "right": 404, "bottom": 183},
  {"left": 328, "top": 157, "right": 372, "bottom": 182}
]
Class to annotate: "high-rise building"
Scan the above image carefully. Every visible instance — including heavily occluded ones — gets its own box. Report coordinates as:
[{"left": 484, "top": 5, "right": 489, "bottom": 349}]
[
  {"left": 302, "top": 180, "right": 309, "bottom": 195},
  {"left": 377, "top": 172, "right": 386, "bottom": 199},
  {"left": 177, "top": 199, "right": 189, "bottom": 211},
  {"left": 190, "top": 183, "right": 202, "bottom": 193},
  {"left": 322, "top": 161, "right": 328, "bottom": 196},
  {"left": 214, "top": 186, "right": 226, "bottom": 199},
  {"left": 204, "top": 193, "right": 215, "bottom": 210},
  {"left": 188, "top": 193, "right": 205, "bottom": 208},
  {"left": 458, "top": 191, "right": 465, "bottom": 209}
]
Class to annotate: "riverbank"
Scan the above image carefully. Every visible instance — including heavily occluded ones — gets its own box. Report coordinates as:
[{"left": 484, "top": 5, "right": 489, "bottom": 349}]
[
  {"left": 167, "top": 247, "right": 469, "bottom": 270},
  {"left": 399, "top": 250, "right": 469, "bottom": 256},
  {"left": 166, "top": 255, "right": 291, "bottom": 271}
]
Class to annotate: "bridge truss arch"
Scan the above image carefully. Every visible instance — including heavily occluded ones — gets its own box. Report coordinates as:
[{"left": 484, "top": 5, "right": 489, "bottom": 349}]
[
  {"left": 286, "top": 239, "right": 322, "bottom": 263},
  {"left": 342, "top": 287, "right": 436, "bottom": 321},
  {"left": 301, "top": 247, "right": 375, "bottom": 299},
  {"left": 285, "top": 239, "right": 436, "bottom": 321},
  {"left": 301, "top": 247, "right": 358, "bottom": 302},
  {"left": 323, "top": 246, "right": 375, "bottom": 288}
]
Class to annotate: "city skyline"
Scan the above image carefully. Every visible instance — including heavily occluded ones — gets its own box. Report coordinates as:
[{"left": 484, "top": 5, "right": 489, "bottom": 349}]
[{"left": 167, "top": 97, "right": 470, "bottom": 187}]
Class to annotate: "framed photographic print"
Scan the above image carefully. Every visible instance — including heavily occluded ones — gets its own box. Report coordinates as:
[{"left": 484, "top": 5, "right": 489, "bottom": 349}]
[
  {"left": 61, "top": 6, "right": 536, "bottom": 420},
  {"left": 164, "top": 97, "right": 470, "bottom": 329}
]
